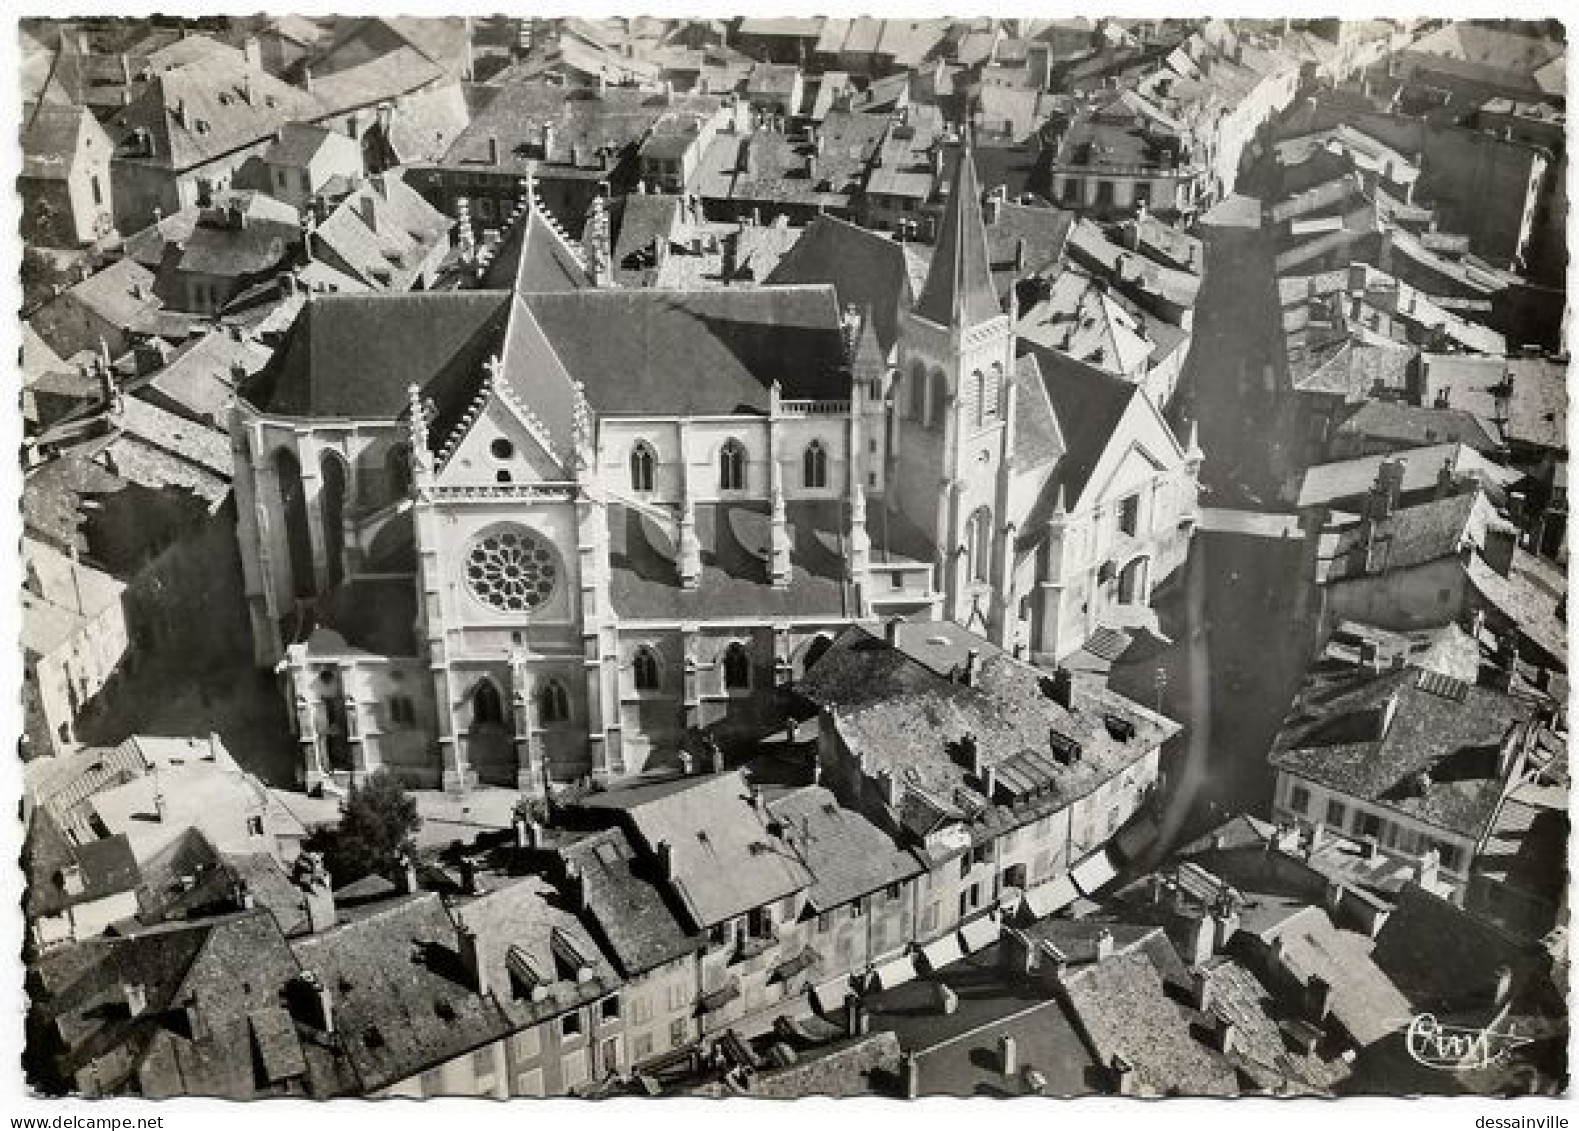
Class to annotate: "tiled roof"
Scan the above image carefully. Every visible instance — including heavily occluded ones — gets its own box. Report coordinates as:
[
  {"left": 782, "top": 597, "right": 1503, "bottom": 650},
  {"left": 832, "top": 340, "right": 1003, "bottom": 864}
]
[
  {"left": 766, "top": 786, "right": 925, "bottom": 912},
  {"left": 799, "top": 623, "right": 1176, "bottom": 827},
  {"left": 983, "top": 201, "right": 1074, "bottom": 297},
  {"left": 1269, "top": 662, "right": 1537, "bottom": 840},
  {"left": 1017, "top": 265, "right": 1156, "bottom": 376},
  {"left": 1503, "top": 355, "right": 1566, "bottom": 453},
  {"left": 21, "top": 103, "right": 98, "bottom": 180},
  {"left": 290, "top": 894, "right": 511, "bottom": 1093},
  {"left": 586, "top": 769, "right": 813, "bottom": 928},
  {"left": 1465, "top": 545, "right": 1567, "bottom": 668},
  {"left": 1060, "top": 950, "right": 1239, "bottom": 1096},
  {"left": 558, "top": 827, "right": 700, "bottom": 977},
  {"left": 126, "top": 327, "right": 272, "bottom": 428},
  {"left": 1066, "top": 218, "right": 1201, "bottom": 310},
  {"left": 261, "top": 121, "right": 341, "bottom": 168}
]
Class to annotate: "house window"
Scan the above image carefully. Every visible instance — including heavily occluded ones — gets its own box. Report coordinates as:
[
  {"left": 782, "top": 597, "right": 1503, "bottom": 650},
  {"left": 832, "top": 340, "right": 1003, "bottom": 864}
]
[
  {"left": 803, "top": 440, "right": 828, "bottom": 489},
  {"left": 600, "top": 996, "right": 621, "bottom": 1022},
  {"left": 632, "top": 646, "right": 660, "bottom": 691},
  {"left": 629, "top": 441, "right": 656, "bottom": 492},
  {"left": 747, "top": 905, "right": 774, "bottom": 938},
  {"left": 722, "top": 642, "right": 750, "bottom": 690},
  {"left": 491, "top": 437, "right": 515, "bottom": 460},
  {"left": 1325, "top": 799, "right": 1346, "bottom": 828},
  {"left": 561, "top": 1012, "right": 583, "bottom": 1039},
  {"left": 538, "top": 679, "right": 571, "bottom": 724},
  {"left": 1288, "top": 784, "right": 1310, "bottom": 815},
  {"left": 247, "top": 815, "right": 265, "bottom": 836},
  {"left": 91, "top": 175, "right": 103, "bottom": 206},
  {"left": 1118, "top": 495, "right": 1140, "bottom": 537},
  {"left": 719, "top": 439, "right": 747, "bottom": 491},
  {"left": 669, "top": 1019, "right": 688, "bottom": 1049}
]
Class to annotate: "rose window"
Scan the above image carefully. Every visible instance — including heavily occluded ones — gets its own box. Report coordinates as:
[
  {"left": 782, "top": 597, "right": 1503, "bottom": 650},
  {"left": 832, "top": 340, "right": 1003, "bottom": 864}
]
[{"left": 463, "top": 527, "right": 557, "bottom": 612}]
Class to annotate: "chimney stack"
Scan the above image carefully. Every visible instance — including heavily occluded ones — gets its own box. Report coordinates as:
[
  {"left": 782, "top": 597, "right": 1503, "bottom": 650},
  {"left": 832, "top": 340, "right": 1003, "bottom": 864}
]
[
  {"left": 458, "top": 920, "right": 487, "bottom": 995},
  {"left": 998, "top": 1034, "right": 1019, "bottom": 1077},
  {"left": 300, "top": 970, "right": 334, "bottom": 1032},
  {"left": 1094, "top": 928, "right": 1114, "bottom": 961},
  {"left": 397, "top": 852, "right": 420, "bottom": 895},
  {"left": 884, "top": 618, "right": 903, "bottom": 648},
  {"left": 963, "top": 648, "right": 980, "bottom": 687},
  {"left": 487, "top": 134, "right": 501, "bottom": 165},
  {"left": 1049, "top": 666, "right": 1074, "bottom": 710},
  {"left": 655, "top": 839, "right": 673, "bottom": 878},
  {"left": 1304, "top": 974, "right": 1332, "bottom": 1024}
]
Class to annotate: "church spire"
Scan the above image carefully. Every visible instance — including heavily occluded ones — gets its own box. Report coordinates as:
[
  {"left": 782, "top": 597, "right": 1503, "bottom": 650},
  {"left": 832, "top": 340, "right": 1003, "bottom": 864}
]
[{"left": 913, "top": 139, "right": 1001, "bottom": 330}]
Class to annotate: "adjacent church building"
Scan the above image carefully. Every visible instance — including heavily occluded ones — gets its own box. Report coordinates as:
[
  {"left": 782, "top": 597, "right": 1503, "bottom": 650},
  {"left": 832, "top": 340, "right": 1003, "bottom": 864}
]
[{"left": 231, "top": 145, "right": 1202, "bottom": 793}]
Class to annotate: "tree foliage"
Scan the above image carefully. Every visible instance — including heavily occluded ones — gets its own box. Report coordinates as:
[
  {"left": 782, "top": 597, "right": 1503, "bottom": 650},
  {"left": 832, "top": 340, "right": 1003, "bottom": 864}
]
[{"left": 322, "top": 769, "right": 421, "bottom": 884}]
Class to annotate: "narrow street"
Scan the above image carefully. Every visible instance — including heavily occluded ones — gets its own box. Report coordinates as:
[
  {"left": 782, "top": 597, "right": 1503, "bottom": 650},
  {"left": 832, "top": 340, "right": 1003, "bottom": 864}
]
[{"left": 1116, "top": 185, "right": 1321, "bottom": 856}]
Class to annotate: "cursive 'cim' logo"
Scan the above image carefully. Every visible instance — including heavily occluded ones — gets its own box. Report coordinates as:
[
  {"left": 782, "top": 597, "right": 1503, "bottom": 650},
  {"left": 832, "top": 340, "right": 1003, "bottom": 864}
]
[{"left": 1405, "top": 1013, "right": 1533, "bottom": 1071}]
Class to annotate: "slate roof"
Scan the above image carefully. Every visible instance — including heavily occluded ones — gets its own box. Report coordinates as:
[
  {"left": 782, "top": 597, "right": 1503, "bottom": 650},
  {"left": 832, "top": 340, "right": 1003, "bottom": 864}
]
[
  {"left": 581, "top": 769, "right": 813, "bottom": 929},
  {"left": 246, "top": 291, "right": 512, "bottom": 419},
  {"left": 798, "top": 622, "right": 1176, "bottom": 833},
  {"left": 1196, "top": 958, "right": 1352, "bottom": 1093},
  {"left": 126, "top": 327, "right": 272, "bottom": 428},
  {"left": 1326, "top": 489, "right": 1503, "bottom": 579},
  {"left": 1016, "top": 341, "right": 1141, "bottom": 511},
  {"left": 1262, "top": 908, "right": 1412, "bottom": 1049},
  {"left": 30, "top": 258, "right": 165, "bottom": 355},
  {"left": 438, "top": 82, "right": 724, "bottom": 178},
  {"left": 1066, "top": 218, "right": 1201, "bottom": 310},
  {"left": 1293, "top": 443, "right": 1519, "bottom": 510},
  {"left": 606, "top": 499, "right": 848, "bottom": 622},
  {"left": 23, "top": 806, "right": 140, "bottom": 920},
  {"left": 983, "top": 201, "right": 1075, "bottom": 297},
  {"left": 766, "top": 214, "right": 915, "bottom": 353},
  {"left": 452, "top": 875, "right": 619, "bottom": 1032},
  {"left": 765, "top": 786, "right": 925, "bottom": 912},
  {"left": 1009, "top": 351, "right": 1066, "bottom": 475},
  {"left": 1269, "top": 662, "right": 1538, "bottom": 840},
  {"left": 21, "top": 103, "right": 99, "bottom": 180},
  {"left": 106, "top": 56, "right": 319, "bottom": 173},
  {"left": 1060, "top": 950, "right": 1239, "bottom": 1096},
  {"left": 913, "top": 143, "right": 1002, "bottom": 329},
  {"left": 479, "top": 203, "right": 591, "bottom": 292},
  {"left": 518, "top": 286, "right": 849, "bottom": 414},
  {"left": 290, "top": 894, "right": 510, "bottom": 1094},
  {"left": 1333, "top": 401, "right": 1501, "bottom": 454},
  {"left": 1373, "top": 882, "right": 1559, "bottom": 1013},
  {"left": 32, "top": 910, "right": 342, "bottom": 1098},
  {"left": 557, "top": 827, "right": 701, "bottom": 977}
]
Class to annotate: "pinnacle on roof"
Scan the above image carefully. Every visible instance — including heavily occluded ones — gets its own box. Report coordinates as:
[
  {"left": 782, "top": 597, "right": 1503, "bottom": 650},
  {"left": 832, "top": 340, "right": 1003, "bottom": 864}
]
[{"left": 913, "top": 140, "right": 1003, "bottom": 330}]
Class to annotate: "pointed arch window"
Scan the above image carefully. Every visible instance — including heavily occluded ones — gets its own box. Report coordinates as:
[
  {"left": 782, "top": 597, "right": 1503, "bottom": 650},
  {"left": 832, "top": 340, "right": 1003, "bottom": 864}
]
[
  {"left": 929, "top": 369, "right": 948, "bottom": 430},
  {"left": 909, "top": 362, "right": 928, "bottom": 422},
  {"left": 968, "top": 506, "right": 993, "bottom": 583},
  {"left": 538, "top": 678, "right": 571, "bottom": 724},
  {"left": 973, "top": 370, "right": 988, "bottom": 425},
  {"left": 802, "top": 440, "right": 828, "bottom": 489},
  {"left": 719, "top": 439, "right": 747, "bottom": 492},
  {"left": 722, "top": 642, "right": 751, "bottom": 691},
  {"left": 629, "top": 441, "right": 656, "bottom": 493},
  {"left": 632, "top": 645, "right": 661, "bottom": 692},
  {"left": 385, "top": 442, "right": 413, "bottom": 499},
  {"left": 472, "top": 680, "right": 504, "bottom": 727}
]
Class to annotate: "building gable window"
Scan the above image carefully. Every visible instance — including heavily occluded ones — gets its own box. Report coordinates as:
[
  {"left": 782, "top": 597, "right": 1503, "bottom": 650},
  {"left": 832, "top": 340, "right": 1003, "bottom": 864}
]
[
  {"left": 802, "top": 440, "right": 828, "bottom": 489},
  {"left": 1117, "top": 494, "right": 1141, "bottom": 537},
  {"left": 632, "top": 646, "right": 660, "bottom": 692},
  {"left": 629, "top": 441, "right": 656, "bottom": 493},
  {"left": 719, "top": 439, "right": 746, "bottom": 492}
]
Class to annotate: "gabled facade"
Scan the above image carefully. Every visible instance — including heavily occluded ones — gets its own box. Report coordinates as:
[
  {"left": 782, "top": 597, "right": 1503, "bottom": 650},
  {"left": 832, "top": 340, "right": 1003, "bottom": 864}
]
[{"left": 230, "top": 148, "right": 1200, "bottom": 792}]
